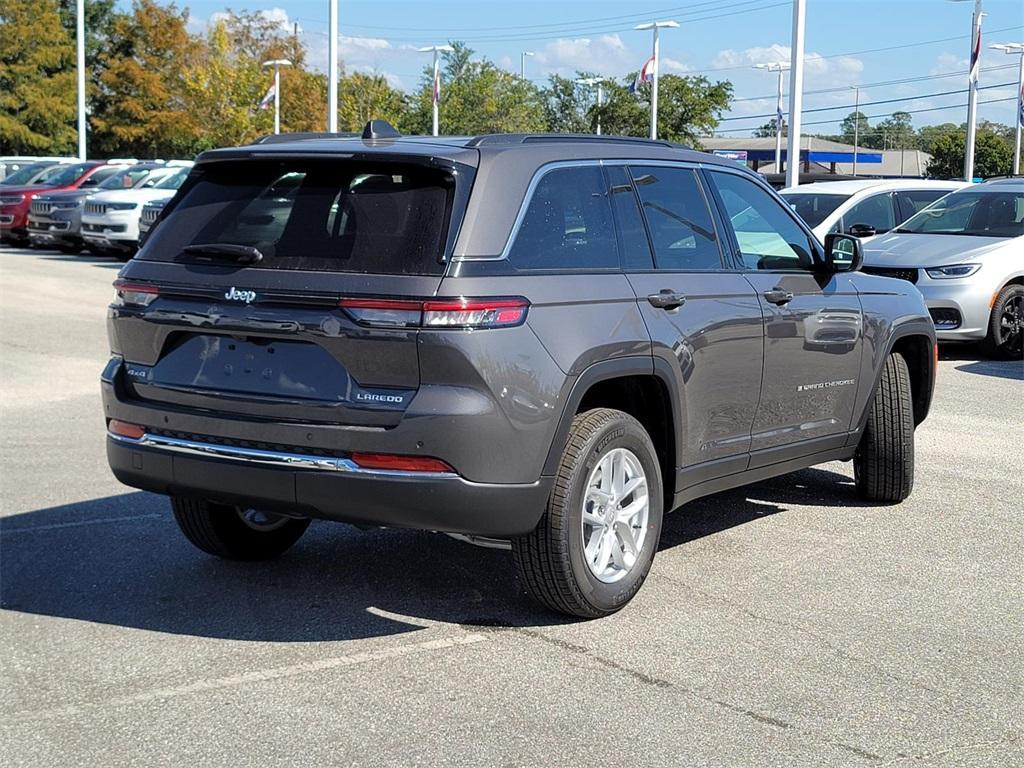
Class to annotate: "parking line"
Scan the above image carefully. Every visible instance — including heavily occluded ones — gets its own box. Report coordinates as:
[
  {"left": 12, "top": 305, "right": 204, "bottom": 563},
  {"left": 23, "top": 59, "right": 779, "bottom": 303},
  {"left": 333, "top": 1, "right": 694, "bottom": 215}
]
[
  {"left": 0, "top": 513, "right": 165, "bottom": 534},
  {"left": 4, "top": 632, "right": 487, "bottom": 723}
]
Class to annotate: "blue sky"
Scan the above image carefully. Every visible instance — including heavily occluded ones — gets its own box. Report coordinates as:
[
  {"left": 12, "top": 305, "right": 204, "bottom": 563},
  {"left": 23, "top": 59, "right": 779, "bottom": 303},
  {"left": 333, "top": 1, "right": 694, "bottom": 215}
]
[{"left": 150, "top": 0, "right": 1023, "bottom": 136}]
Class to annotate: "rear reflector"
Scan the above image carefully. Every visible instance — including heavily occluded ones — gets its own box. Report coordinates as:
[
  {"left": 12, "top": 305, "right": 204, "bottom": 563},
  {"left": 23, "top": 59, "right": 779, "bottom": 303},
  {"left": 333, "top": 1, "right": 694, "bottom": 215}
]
[
  {"left": 108, "top": 419, "right": 145, "bottom": 439},
  {"left": 339, "top": 296, "right": 528, "bottom": 329},
  {"left": 349, "top": 452, "right": 454, "bottom": 473},
  {"left": 113, "top": 280, "right": 159, "bottom": 307}
]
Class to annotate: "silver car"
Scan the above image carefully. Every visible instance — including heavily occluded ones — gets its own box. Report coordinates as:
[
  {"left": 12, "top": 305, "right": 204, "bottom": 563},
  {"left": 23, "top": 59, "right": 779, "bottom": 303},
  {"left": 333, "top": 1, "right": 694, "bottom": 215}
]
[{"left": 862, "top": 179, "right": 1024, "bottom": 358}]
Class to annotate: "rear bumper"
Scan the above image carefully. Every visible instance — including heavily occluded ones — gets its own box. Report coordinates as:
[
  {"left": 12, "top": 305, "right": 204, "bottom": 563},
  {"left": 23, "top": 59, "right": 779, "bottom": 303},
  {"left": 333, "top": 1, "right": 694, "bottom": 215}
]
[{"left": 107, "top": 433, "right": 550, "bottom": 537}]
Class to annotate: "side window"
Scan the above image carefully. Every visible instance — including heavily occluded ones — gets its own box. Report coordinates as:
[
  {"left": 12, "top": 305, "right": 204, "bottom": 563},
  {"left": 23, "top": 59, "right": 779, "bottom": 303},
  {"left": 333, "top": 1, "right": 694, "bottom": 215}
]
[
  {"left": 507, "top": 165, "right": 618, "bottom": 271},
  {"left": 605, "top": 165, "right": 653, "bottom": 270},
  {"left": 895, "top": 189, "right": 947, "bottom": 221},
  {"left": 629, "top": 166, "right": 722, "bottom": 270},
  {"left": 843, "top": 193, "right": 896, "bottom": 233},
  {"left": 706, "top": 171, "right": 814, "bottom": 271}
]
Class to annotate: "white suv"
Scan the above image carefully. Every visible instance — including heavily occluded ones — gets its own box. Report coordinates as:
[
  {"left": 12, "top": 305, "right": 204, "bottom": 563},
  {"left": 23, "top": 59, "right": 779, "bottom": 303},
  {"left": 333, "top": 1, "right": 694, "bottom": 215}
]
[
  {"left": 81, "top": 163, "right": 192, "bottom": 258},
  {"left": 781, "top": 179, "right": 968, "bottom": 240}
]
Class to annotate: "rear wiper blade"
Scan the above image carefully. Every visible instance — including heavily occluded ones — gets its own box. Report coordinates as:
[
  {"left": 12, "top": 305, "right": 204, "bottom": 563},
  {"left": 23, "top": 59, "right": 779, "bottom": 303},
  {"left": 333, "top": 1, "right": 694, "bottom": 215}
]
[{"left": 183, "top": 243, "right": 263, "bottom": 264}]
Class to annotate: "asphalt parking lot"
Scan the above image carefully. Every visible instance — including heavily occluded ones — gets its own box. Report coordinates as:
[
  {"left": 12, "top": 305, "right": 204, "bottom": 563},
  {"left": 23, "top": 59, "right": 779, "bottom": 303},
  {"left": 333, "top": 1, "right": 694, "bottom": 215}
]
[{"left": 1, "top": 244, "right": 1022, "bottom": 767}]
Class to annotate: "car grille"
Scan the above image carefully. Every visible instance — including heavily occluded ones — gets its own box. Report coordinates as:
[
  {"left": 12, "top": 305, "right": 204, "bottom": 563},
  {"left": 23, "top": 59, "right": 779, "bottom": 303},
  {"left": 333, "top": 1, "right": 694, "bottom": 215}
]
[
  {"left": 140, "top": 206, "right": 161, "bottom": 226},
  {"left": 30, "top": 201, "right": 53, "bottom": 215},
  {"left": 863, "top": 266, "right": 918, "bottom": 284},
  {"left": 84, "top": 202, "right": 107, "bottom": 215}
]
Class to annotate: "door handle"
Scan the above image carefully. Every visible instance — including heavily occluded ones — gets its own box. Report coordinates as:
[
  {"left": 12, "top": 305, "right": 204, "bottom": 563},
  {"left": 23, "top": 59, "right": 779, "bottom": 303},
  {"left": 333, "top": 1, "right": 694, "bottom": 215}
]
[
  {"left": 763, "top": 288, "right": 794, "bottom": 306},
  {"left": 647, "top": 290, "right": 686, "bottom": 310}
]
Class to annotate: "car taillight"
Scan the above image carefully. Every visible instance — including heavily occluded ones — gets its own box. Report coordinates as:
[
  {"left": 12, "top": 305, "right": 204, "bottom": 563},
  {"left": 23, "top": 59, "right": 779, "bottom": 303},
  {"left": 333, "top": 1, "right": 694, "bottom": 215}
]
[
  {"left": 349, "top": 452, "right": 454, "bottom": 473},
  {"left": 113, "top": 279, "right": 159, "bottom": 307},
  {"left": 339, "top": 297, "right": 528, "bottom": 329},
  {"left": 108, "top": 419, "right": 145, "bottom": 439}
]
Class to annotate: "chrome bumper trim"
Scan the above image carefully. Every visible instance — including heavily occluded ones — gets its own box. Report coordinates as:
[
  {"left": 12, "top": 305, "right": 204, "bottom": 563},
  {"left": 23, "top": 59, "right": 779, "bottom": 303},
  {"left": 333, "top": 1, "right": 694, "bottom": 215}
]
[{"left": 108, "top": 432, "right": 458, "bottom": 479}]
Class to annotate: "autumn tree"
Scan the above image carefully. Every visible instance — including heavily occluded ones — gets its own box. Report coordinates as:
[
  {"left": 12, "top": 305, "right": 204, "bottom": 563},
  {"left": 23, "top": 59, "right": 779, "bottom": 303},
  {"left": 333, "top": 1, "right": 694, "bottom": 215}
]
[
  {"left": 338, "top": 72, "right": 406, "bottom": 132},
  {"left": 0, "top": 0, "right": 77, "bottom": 153},
  {"left": 90, "top": 0, "right": 201, "bottom": 157}
]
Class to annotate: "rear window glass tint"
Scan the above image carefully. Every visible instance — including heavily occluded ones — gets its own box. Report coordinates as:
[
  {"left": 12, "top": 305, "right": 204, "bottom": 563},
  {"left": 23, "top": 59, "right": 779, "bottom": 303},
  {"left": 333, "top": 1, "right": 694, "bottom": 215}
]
[
  {"left": 139, "top": 162, "right": 453, "bottom": 275},
  {"left": 630, "top": 166, "right": 722, "bottom": 271},
  {"left": 507, "top": 165, "right": 618, "bottom": 271}
]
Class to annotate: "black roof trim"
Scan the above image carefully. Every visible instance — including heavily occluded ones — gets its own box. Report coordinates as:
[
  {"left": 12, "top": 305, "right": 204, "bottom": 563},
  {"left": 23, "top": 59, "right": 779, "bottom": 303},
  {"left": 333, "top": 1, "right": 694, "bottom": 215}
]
[
  {"left": 253, "top": 131, "right": 360, "bottom": 145},
  {"left": 464, "top": 133, "right": 688, "bottom": 150}
]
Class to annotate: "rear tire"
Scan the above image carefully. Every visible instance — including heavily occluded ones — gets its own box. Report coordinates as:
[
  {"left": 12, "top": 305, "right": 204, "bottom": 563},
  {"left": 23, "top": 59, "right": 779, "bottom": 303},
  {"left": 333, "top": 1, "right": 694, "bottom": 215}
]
[
  {"left": 512, "top": 408, "right": 663, "bottom": 618},
  {"left": 983, "top": 284, "right": 1024, "bottom": 360},
  {"left": 854, "top": 352, "right": 915, "bottom": 502},
  {"left": 170, "top": 496, "right": 310, "bottom": 560}
]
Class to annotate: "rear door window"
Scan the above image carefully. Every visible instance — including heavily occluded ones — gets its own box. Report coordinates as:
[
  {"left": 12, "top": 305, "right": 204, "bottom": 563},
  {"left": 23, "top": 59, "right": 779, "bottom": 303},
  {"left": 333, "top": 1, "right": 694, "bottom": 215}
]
[
  {"left": 842, "top": 193, "right": 896, "bottom": 233},
  {"left": 139, "top": 162, "right": 454, "bottom": 275},
  {"left": 506, "top": 165, "right": 619, "bottom": 271},
  {"left": 895, "top": 189, "right": 950, "bottom": 221},
  {"left": 629, "top": 166, "right": 722, "bottom": 270}
]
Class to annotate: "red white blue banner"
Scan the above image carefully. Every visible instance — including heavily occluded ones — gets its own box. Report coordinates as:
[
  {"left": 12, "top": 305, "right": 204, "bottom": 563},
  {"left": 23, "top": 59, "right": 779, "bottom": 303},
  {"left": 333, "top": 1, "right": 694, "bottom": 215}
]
[{"left": 629, "top": 56, "right": 656, "bottom": 94}]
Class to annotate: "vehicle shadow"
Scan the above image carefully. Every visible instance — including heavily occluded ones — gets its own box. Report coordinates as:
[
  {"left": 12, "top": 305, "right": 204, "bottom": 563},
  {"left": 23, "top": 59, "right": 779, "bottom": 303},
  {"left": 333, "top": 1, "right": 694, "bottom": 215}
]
[
  {"left": 0, "top": 467, "right": 861, "bottom": 640},
  {"left": 954, "top": 360, "right": 1023, "bottom": 380}
]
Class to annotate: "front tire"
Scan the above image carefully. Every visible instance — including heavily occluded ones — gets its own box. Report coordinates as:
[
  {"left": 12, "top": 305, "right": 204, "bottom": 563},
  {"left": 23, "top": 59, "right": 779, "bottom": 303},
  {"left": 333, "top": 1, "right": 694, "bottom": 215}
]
[
  {"left": 854, "top": 353, "right": 915, "bottom": 502},
  {"left": 983, "top": 284, "right": 1024, "bottom": 360},
  {"left": 512, "top": 408, "right": 663, "bottom": 618},
  {"left": 171, "top": 497, "right": 310, "bottom": 560}
]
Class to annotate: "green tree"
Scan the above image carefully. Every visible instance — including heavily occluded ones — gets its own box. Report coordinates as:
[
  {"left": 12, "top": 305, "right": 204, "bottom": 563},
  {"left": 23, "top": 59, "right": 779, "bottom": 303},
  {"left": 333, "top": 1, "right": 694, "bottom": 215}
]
[
  {"left": 0, "top": 0, "right": 77, "bottom": 153},
  {"left": 339, "top": 72, "right": 407, "bottom": 132},
  {"left": 405, "top": 42, "right": 546, "bottom": 135},
  {"left": 926, "top": 126, "right": 1013, "bottom": 179},
  {"left": 839, "top": 110, "right": 871, "bottom": 146},
  {"left": 542, "top": 74, "right": 595, "bottom": 133},
  {"left": 872, "top": 111, "right": 915, "bottom": 150},
  {"left": 597, "top": 74, "right": 732, "bottom": 146},
  {"left": 752, "top": 118, "right": 785, "bottom": 138},
  {"left": 90, "top": 0, "right": 201, "bottom": 157}
]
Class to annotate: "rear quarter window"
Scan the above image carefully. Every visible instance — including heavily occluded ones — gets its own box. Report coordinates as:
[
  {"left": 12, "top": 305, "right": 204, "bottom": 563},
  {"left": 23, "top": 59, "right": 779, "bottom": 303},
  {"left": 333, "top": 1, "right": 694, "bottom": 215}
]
[{"left": 139, "top": 161, "right": 455, "bottom": 275}]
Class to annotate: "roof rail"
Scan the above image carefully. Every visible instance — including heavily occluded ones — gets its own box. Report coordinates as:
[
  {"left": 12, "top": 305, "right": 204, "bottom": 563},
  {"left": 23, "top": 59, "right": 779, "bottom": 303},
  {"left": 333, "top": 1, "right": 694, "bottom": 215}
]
[
  {"left": 253, "top": 131, "right": 359, "bottom": 145},
  {"left": 464, "top": 133, "right": 685, "bottom": 149}
]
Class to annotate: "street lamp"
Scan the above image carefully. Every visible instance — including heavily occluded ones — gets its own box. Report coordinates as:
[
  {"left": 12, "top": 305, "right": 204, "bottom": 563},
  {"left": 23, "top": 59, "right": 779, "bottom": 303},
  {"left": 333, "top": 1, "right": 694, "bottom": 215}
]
[
  {"left": 755, "top": 62, "right": 790, "bottom": 173},
  {"left": 417, "top": 45, "right": 455, "bottom": 137},
  {"left": 520, "top": 51, "right": 534, "bottom": 80},
  {"left": 75, "top": 0, "right": 85, "bottom": 159},
  {"left": 634, "top": 20, "right": 678, "bottom": 140},
  {"left": 991, "top": 43, "right": 1024, "bottom": 175},
  {"left": 849, "top": 85, "right": 861, "bottom": 176},
  {"left": 262, "top": 59, "right": 292, "bottom": 135},
  {"left": 950, "top": 0, "right": 984, "bottom": 180},
  {"left": 328, "top": 0, "right": 338, "bottom": 132},
  {"left": 576, "top": 78, "right": 605, "bottom": 135},
  {"left": 785, "top": 0, "right": 806, "bottom": 188}
]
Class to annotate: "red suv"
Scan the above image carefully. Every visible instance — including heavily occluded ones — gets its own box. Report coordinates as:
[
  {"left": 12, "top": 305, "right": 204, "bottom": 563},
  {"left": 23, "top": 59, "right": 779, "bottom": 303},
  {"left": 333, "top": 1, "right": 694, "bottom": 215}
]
[{"left": 0, "top": 161, "right": 111, "bottom": 245}]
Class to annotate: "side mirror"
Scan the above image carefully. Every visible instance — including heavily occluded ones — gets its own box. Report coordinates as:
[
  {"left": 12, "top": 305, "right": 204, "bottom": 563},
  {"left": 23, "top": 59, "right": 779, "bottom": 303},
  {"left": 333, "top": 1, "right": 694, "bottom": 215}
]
[
  {"left": 847, "top": 223, "right": 876, "bottom": 238},
  {"left": 823, "top": 232, "right": 863, "bottom": 273}
]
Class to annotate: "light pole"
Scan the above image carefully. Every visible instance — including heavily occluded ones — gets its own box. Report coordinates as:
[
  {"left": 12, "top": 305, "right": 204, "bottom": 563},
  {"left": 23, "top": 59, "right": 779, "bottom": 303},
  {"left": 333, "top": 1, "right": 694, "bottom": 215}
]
[
  {"left": 76, "top": 0, "right": 86, "bottom": 159},
  {"left": 328, "top": 0, "right": 338, "bottom": 132},
  {"left": 785, "top": 0, "right": 806, "bottom": 187},
  {"left": 576, "top": 77, "right": 604, "bottom": 135},
  {"left": 520, "top": 51, "right": 534, "bottom": 80},
  {"left": 951, "top": 0, "right": 984, "bottom": 180},
  {"left": 755, "top": 62, "right": 790, "bottom": 173},
  {"left": 262, "top": 59, "right": 292, "bottom": 135},
  {"left": 850, "top": 85, "right": 861, "bottom": 176},
  {"left": 991, "top": 43, "right": 1024, "bottom": 175},
  {"left": 418, "top": 45, "right": 454, "bottom": 137},
  {"left": 635, "top": 20, "right": 678, "bottom": 140}
]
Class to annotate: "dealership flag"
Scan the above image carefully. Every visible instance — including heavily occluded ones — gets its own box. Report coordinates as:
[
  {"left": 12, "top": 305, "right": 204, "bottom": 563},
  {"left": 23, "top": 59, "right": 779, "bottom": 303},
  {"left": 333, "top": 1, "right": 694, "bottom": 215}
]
[
  {"left": 629, "top": 56, "right": 656, "bottom": 94},
  {"left": 1019, "top": 82, "right": 1024, "bottom": 127},
  {"left": 968, "top": 13, "right": 982, "bottom": 83},
  {"left": 258, "top": 83, "right": 276, "bottom": 110}
]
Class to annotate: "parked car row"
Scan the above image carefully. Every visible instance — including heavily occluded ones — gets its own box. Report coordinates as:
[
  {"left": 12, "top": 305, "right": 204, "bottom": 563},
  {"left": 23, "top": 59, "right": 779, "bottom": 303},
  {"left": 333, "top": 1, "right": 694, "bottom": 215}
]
[
  {"left": 783, "top": 178, "right": 1023, "bottom": 359},
  {"left": 0, "top": 158, "right": 192, "bottom": 259}
]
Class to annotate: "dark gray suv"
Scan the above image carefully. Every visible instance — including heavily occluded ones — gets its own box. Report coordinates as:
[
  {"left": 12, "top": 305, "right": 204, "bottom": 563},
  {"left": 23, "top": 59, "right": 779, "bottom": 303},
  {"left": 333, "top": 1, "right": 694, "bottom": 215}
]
[{"left": 103, "top": 124, "right": 936, "bottom": 618}]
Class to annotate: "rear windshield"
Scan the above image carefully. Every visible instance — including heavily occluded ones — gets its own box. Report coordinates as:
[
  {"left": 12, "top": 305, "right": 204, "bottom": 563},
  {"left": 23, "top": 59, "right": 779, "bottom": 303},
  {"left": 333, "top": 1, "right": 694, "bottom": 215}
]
[
  {"left": 139, "top": 161, "right": 454, "bottom": 274},
  {"left": 781, "top": 192, "right": 849, "bottom": 228}
]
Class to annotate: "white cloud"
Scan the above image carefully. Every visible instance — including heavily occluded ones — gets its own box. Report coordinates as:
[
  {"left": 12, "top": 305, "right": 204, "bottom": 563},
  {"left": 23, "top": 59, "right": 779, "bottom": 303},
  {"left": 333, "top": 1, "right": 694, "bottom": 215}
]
[
  {"left": 662, "top": 57, "right": 691, "bottom": 74},
  {"left": 533, "top": 34, "right": 638, "bottom": 77},
  {"left": 339, "top": 35, "right": 391, "bottom": 52},
  {"left": 207, "top": 7, "right": 296, "bottom": 34}
]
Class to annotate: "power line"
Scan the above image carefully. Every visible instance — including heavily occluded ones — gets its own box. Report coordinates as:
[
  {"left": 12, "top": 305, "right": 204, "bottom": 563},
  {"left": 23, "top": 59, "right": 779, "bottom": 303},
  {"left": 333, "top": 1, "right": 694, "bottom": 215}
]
[{"left": 719, "top": 81, "right": 1016, "bottom": 122}]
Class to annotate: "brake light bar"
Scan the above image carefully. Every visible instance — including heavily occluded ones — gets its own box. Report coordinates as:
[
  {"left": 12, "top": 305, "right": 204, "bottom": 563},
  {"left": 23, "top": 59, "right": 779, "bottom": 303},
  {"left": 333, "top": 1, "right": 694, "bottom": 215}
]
[
  {"left": 339, "top": 297, "right": 528, "bottom": 329},
  {"left": 113, "top": 279, "right": 159, "bottom": 307}
]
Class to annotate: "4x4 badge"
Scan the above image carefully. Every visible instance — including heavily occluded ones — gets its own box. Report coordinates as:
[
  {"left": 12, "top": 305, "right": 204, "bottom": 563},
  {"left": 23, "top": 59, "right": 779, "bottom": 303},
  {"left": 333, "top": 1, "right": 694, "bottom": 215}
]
[{"left": 224, "top": 287, "right": 257, "bottom": 304}]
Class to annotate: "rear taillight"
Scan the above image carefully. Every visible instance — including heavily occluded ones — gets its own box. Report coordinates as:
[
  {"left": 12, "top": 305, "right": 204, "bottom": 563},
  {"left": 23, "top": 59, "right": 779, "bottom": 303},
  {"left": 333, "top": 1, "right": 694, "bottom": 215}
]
[
  {"left": 339, "top": 297, "right": 528, "bottom": 329},
  {"left": 349, "top": 452, "right": 454, "bottom": 473},
  {"left": 113, "top": 280, "right": 159, "bottom": 307}
]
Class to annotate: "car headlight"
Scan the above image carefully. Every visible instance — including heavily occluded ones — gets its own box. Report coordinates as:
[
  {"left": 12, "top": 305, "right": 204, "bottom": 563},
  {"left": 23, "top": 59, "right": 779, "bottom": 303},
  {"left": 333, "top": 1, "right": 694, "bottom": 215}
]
[
  {"left": 0, "top": 195, "right": 25, "bottom": 205},
  {"left": 106, "top": 201, "right": 138, "bottom": 211},
  {"left": 54, "top": 200, "right": 83, "bottom": 210},
  {"left": 925, "top": 264, "right": 980, "bottom": 279}
]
